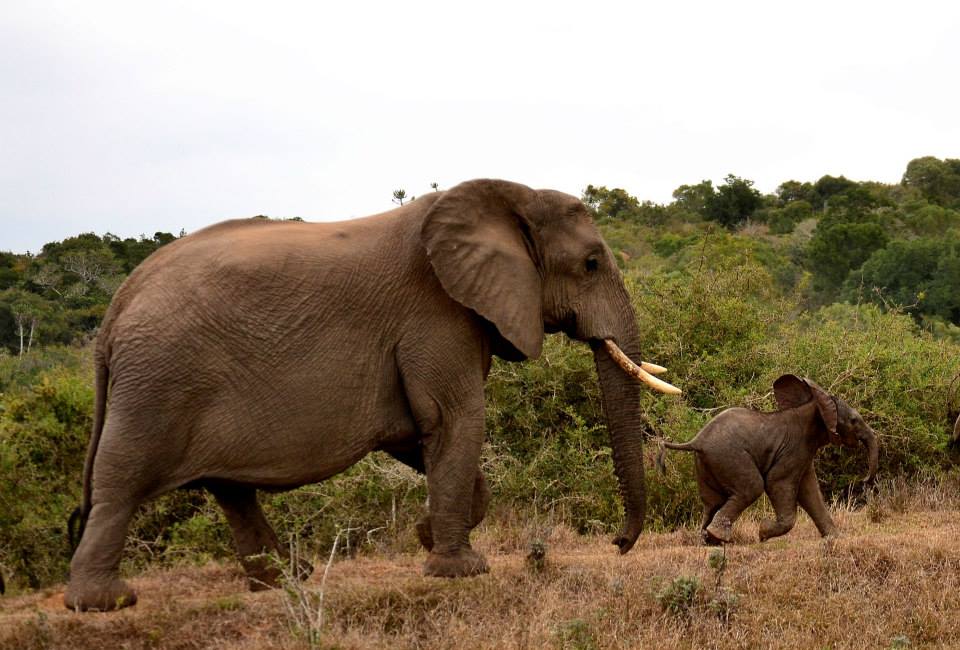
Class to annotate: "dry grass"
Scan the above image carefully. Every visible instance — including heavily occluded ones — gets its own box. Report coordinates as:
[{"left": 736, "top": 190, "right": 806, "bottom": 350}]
[{"left": 3, "top": 478, "right": 960, "bottom": 650}]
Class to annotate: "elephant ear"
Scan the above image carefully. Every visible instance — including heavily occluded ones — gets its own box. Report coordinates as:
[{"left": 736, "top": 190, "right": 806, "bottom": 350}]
[
  {"left": 421, "top": 179, "right": 544, "bottom": 359},
  {"left": 804, "top": 378, "right": 839, "bottom": 436},
  {"left": 773, "top": 374, "right": 812, "bottom": 410}
]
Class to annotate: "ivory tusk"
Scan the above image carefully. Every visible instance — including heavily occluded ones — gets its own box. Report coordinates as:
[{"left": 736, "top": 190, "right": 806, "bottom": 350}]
[
  {"left": 603, "top": 340, "right": 682, "bottom": 395},
  {"left": 641, "top": 361, "right": 667, "bottom": 375}
]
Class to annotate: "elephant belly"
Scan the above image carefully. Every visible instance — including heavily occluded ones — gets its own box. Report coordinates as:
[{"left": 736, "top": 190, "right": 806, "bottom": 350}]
[{"left": 188, "top": 385, "right": 420, "bottom": 489}]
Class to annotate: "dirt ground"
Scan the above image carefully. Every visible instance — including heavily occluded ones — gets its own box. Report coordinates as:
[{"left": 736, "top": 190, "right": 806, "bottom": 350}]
[{"left": 3, "top": 505, "right": 960, "bottom": 649}]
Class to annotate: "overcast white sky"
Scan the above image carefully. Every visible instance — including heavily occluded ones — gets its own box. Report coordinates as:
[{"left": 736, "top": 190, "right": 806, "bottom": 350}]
[{"left": 2, "top": 1, "right": 958, "bottom": 253}]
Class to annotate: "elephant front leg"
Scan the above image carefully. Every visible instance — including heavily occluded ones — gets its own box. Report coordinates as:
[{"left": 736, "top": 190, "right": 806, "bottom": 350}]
[
  {"left": 759, "top": 482, "right": 800, "bottom": 542},
  {"left": 385, "top": 441, "right": 491, "bottom": 553},
  {"left": 421, "top": 414, "right": 489, "bottom": 578},
  {"left": 796, "top": 465, "right": 838, "bottom": 538},
  {"left": 416, "top": 471, "right": 491, "bottom": 552}
]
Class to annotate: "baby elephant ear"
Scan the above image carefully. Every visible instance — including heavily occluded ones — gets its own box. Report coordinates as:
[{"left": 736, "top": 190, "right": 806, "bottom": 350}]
[
  {"left": 804, "top": 378, "right": 839, "bottom": 435},
  {"left": 773, "top": 374, "right": 811, "bottom": 410}
]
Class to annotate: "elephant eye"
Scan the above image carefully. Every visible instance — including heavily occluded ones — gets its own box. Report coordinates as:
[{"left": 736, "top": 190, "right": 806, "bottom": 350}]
[{"left": 585, "top": 256, "right": 599, "bottom": 272}]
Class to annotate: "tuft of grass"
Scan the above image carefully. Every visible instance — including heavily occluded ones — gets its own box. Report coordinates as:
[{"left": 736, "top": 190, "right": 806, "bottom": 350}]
[
  {"left": 554, "top": 618, "right": 598, "bottom": 650},
  {"left": 655, "top": 575, "right": 701, "bottom": 617}
]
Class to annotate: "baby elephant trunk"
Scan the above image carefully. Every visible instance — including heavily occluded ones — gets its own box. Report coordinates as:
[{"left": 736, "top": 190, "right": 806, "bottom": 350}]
[{"left": 859, "top": 426, "right": 879, "bottom": 483}]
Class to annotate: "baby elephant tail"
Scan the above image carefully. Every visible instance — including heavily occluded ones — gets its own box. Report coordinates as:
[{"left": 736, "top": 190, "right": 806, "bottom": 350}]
[{"left": 656, "top": 439, "right": 698, "bottom": 474}]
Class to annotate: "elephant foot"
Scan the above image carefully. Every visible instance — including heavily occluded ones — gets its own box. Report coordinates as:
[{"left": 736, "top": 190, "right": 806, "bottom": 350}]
[
  {"left": 705, "top": 517, "right": 733, "bottom": 544},
  {"left": 758, "top": 521, "right": 792, "bottom": 542},
  {"left": 423, "top": 548, "right": 489, "bottom": 578},
  {"left": 242, "top": 554, "right": 313, "bottom": 591},
  {"left": 415, "top": 515, "right": 434, "bottom": 551},
  {"left": 701, "top": 529, "right": 723, "bottom": 546},
  {"left": 64, "top": 577, "right": 137, "bottom": 612}
]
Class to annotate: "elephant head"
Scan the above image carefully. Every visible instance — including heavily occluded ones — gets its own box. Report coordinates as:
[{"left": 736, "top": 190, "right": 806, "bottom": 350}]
[
  {"left": 774, "top": 374, "right": 879, "bottom": 482},
  {"left": 421, "top": 179, "right": 679, "bottom": 553}
]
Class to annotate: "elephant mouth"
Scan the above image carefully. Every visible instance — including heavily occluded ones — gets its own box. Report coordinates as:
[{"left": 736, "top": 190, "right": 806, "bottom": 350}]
[{"left": 601, "top": 339, "right": 682, "bottom": 395}]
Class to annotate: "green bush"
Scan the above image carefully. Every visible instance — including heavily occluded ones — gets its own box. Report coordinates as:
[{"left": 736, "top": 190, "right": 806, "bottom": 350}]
[
  {"left": 0, "top": 353, "right": 91, "bottom": 587},
  {"left": 2, "top": 257, "right": 959, "bottom": 592}
]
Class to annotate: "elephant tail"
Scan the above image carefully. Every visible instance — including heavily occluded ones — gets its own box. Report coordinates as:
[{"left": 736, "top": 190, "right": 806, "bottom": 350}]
[
  {"left": 656, "top": 438, "right": 698, "bottom": 474},
  {"left": 68, "top": 350, "right": 109, "bottom": 552}
]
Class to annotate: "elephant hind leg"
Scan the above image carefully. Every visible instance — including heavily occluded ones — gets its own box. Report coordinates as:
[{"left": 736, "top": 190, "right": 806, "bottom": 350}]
[
  {"left": 704, "top": 478, "right": 763, "bottom": 544},
  {"left": 697, "top": 483, "right": 726, "bottom": 545},
  {"left": 210, "top": 484, "right": 311, "bottom": 591},
  {"left": 64, "top": 500, "right": 139, "bottom": 611}
]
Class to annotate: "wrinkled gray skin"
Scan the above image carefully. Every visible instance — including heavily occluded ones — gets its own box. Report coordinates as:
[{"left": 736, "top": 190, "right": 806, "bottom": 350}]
[
  {"left": 65, "top": 179, "right": 652, "bottom": 611},
  {"left": 662, "top": 375, "right": 879, "bottom": 544}
]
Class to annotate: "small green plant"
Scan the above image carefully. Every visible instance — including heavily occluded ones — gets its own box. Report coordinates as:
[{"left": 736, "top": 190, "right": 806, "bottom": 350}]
[
  {"left": 655, "top": 576, "right": 701, "bottom": 617},
  {"left": 526, "top": 539, "right": 547, "bottom": 573},
  {"left": 889, "top": 634, "right": 912, "bottom": 648},
  {"left": 213, "top": 594, "right": 244, "bottom": 612},
  {"left": 707, "top": 588, "right": 739, "bottom": 622},
  {"left": 866, "top": 490, "right": 888, "bottom": 523},
  {"left": 708, "top": 548, "right": 727, "bottom": 587},
  {"left": 705, "top": 547, "right": 739, "bottom": 622},
  {"left": 554, "top": 618, "right": 597, "bottom": 650}
]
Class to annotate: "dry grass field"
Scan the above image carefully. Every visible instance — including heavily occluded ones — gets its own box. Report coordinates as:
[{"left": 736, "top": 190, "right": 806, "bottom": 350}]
[{"left": 3, "top": 480, "right": 960, "bottom": 650}]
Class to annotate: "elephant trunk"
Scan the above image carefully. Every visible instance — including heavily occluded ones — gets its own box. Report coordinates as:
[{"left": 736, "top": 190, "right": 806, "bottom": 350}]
[
  {"left": 859, "top": 426, "right": 879, "bottom": 483},
  {"left": 592, "top": 331, "right": 648, "bottom": 554}
]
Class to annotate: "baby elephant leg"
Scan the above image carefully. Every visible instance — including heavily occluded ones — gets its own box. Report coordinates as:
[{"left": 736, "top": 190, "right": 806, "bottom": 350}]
[
  {"left": 701, "top": 458, "right": 764, "bottom": 544},
  {"left": 796, "top": 465, "right": 838, "bottom": 537},
  {"left": 697, "top": 482, "right": 726, "bottom": 545},
  {"left": 705, "top": 492, "right": 761, "bottom": 543},
  {"left": 759, "top": 482, "right": 799, "bottom": 542}
]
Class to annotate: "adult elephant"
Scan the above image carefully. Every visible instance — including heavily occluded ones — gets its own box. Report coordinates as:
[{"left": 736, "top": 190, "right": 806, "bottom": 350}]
[{"left": 65, "top": 179, "right": 679, "bottom": 611}]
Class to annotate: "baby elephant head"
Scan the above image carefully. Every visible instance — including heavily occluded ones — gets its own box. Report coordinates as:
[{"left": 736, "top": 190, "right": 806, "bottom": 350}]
[{"left": 774, "top": 374, "right": 879, "bottom": 483}]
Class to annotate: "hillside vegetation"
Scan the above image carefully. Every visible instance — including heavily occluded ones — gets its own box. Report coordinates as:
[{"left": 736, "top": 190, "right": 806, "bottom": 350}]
[{"left": 1, "top": 157, "right": 959, "bottom": 617}]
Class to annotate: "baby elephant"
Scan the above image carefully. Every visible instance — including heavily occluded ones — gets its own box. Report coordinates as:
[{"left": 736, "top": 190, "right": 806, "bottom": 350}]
[{"left": 661, "top": 374, "right": 879, "bottom": 544}]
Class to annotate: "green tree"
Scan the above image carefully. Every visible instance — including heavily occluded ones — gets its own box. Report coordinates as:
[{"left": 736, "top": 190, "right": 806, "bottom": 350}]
[
  {"left": 0, "top": 253, "right": 21, "bottom": 290},
  {"left": 902, "top": 156, "right": 960, "bottom": 207},
  {"left": 0, "top": 290, "right": 50, "bottom": 356},
  {"left": 703, "top": 175, "right": 763, "bottom": 229},
  {"left": 811, "top": 175, "right": 858, "bottom": 209},
  {"left": 901, "top": 203, "right": 960, "bottom": 237},
  {"left": 847, "top": 238, "right": 960, "bottom": 324},
  {"left": 807, "top": 221, "right": 889, "bottom": 292},
  {"left": 775, "top": 180, "right": 815, "bottom": 206},
  {"left": 582, "top": 185, "right": 641, "bottom": 220},
  {"left": 671, "top": 180, "right": 714, "bottom": 217},
  {"left": 768, "top": 200, "right": 814, "bottom": 234}
]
